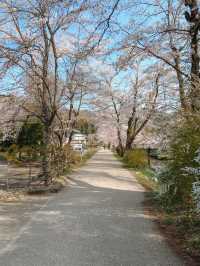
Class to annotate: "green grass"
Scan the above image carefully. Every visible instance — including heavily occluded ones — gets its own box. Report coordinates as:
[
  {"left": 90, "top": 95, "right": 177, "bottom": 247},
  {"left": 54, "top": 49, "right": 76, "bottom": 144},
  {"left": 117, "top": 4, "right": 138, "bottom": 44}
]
[{"left": 133, "top": 169, "right": 158, "bottom": 191}]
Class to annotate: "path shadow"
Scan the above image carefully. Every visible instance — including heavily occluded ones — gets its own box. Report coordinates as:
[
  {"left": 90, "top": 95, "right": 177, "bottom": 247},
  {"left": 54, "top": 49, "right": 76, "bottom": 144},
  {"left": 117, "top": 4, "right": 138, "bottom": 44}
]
[{"left": 0, "top": 179, "right": 183, "bottom": 265}]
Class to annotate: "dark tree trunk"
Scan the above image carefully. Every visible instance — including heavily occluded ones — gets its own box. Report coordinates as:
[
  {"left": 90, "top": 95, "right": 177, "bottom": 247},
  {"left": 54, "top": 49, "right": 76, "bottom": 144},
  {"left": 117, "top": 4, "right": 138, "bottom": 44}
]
[
  {"left": 116, "top": 128, "right": 124, "bottom": 156},
  {"left": 125, "top": 136, "right": 135, "bottom": 151},
  {"left": 125, "top": 115, "right": 136, "bottom": 151},
  {"left": 172, "top": 47, "right": 189, "bottom": 113},
  {"left": 185, "top": 0, "right": 200, "bottom": 112},
  {"left": 42, "top": 125, "right": 51, "bottom": 185},
  {"left": 190, "top": 24, "right": 200, "bottom": 112}
]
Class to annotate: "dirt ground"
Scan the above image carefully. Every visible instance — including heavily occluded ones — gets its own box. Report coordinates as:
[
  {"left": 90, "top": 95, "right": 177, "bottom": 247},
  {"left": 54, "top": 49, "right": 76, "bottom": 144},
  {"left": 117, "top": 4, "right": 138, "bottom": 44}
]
[{"left": 0, "top": 162, "right": 40, "bottom": 189}]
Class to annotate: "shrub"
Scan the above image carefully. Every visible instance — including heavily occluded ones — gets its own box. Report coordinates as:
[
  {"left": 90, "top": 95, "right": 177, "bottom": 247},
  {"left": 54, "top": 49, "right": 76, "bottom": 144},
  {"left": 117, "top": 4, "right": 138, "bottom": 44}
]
[
  {"left": 7, "top": 144, "right": 18, "bottom": 155},
  {"left": 70, "top": 151, "right": 82, "bottom": 164},
  {"left": 5, "top": 144, "right": 22, "bottom": 165},
  {"left": 0, "top": 153, "right": 7, "bottom": 161},
  {"left": 17, "top": 120, "right": 43, "bottom": 148},
  {"left": 158, "top": 117, "right": 200, "bottom": 208},
  {"left": 123, "top": 149, "right": 148, "bottom": 169},
  {"left": 64, "top": 145, "right": 81, "bottom": 165},
  {"left": 188, "top": 235, "right": 200, "bottom": 250}
]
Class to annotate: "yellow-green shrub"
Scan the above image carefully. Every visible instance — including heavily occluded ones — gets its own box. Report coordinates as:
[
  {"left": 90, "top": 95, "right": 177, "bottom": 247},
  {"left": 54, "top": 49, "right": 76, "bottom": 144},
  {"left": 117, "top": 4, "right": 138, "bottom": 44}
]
[
  {"left": 64, "top": 145, "right": 81, "bottom": 164},
  {"left": 123, "top": 149, "right": 148, "bottom": 169}
]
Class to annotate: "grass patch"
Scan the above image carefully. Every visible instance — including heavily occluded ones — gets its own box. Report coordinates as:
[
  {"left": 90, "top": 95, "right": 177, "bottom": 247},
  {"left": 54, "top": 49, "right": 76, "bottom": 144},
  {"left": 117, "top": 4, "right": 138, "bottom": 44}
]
[{"left": 134, "top": 169, "right": 158, "bottom": 191}]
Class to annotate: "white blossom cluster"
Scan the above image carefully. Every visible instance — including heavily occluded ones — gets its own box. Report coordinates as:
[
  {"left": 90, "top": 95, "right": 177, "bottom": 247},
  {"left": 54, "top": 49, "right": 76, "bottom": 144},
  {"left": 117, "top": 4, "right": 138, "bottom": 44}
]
[{"left": 183, "top": 148, "right": 200, "bottom": 178}]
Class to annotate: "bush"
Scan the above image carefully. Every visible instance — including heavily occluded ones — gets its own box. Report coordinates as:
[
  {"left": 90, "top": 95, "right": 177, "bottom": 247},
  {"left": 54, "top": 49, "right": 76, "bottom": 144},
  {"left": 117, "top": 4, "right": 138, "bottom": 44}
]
[
  {"left": 7, "top": 144, "right": 17, "bottom": 153},
  {"left": 187, "top": 235, "right": 200, "bottom": 250},
  {"left": 63, "top": 145, "right": 81, "bottom": 165},
  {"left": 0, "top": 153, "right": 7, "bottom": 161},
  {"left": 158, "top": 117, "right": 200, "bottom": 208},
  {"left": 5, "top": 144, "right": 22, "bottom": 165},
  {"left": 123, "top": 149, "right": 148, "bottom": 169},
  {"left": 17, "top": 120, "right": 43, "bottom": 149}
]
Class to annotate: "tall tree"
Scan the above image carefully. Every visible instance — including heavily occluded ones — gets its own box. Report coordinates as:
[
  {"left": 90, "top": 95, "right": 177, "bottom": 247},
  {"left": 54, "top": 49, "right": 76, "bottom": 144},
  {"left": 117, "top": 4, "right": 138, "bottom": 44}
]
[
  {"left": 184, "top": 0, "right": 200, "bottom": 112},
  {"left": 0, "top": 0, "right": 90, "bottom": 183}
]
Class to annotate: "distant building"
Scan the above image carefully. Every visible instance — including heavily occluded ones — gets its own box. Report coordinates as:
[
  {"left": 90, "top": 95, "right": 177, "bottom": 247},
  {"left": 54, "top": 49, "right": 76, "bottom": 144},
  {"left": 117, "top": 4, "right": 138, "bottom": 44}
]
[{"left": 65, "top": 129, "right": 87, "bottom": 152}]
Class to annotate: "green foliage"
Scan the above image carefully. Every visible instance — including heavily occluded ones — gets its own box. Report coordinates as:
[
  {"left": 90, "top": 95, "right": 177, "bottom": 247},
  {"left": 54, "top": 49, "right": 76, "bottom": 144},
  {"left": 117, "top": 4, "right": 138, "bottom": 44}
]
[
  {"left": 123, "top": 149, "right": 148, "bottom": 169},
  {"left": 17, "top": 120, "right": 43, "bottom": 148},
  {"left": 1, "top": 120, "right": 44, "bottom": 163},
  {"left": 158, "top": 118, "right": 200, "bottom": 208},
  {"left": 75, "top": 118, "right": 96, "bottom": 135},
  {"left": 134, "top": 170, "right": 158, "bottom": 191},
  {"left": 6, "top": 144, "right": 22, "bottom": 165},
  {"left": 0, "top": 131, "right": 3, "bottom": 141},
  {"left": 188, "top": 235, "right": 200, "bottom": 250},
  {"left": 163, "top": 215, "right": 174, "bottom": 226},
  {"left": 7, "top": 144, "right": 18, "bottom": 154},
  {"left": 0, "top": 152, "right": 7, "bottom": 161},
  {"left": 141, "top": 168, "right": 155, "bottom": 179}
]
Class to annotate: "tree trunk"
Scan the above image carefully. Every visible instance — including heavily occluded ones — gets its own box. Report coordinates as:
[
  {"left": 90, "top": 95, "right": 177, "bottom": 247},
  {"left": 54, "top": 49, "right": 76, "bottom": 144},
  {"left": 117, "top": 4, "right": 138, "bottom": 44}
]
[
  {"left": 185, "top": 0, "right": 200, "bottom": 112},
  {"left": 125, "top": 119, "right": 135, "bottom": 151},
  {"left": 125, "top": 136, "right": 135, "bottom": 151},
  {"left": 42, "top": 125, "right": 51, "bottom": 185},
  {"left": 116, "top": 128, "right": 124, "bottom": 156},
  {"left": 190, "top": 24, "right": 200, "bottom": 112},
  {"left": 172, "top": 48, "right": 189, "bottom": 113}
]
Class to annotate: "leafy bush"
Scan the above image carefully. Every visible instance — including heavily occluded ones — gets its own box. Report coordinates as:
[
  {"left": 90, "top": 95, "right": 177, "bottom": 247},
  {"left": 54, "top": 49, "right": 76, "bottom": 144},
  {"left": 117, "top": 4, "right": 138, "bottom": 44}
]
[
  {"left": 188, "top": 235, "right": 200, "bottom": 250},
  {"left": 163, "top": 215, "right": 174, "bottom": 225},
  {"left": 158, "top": 118, "right": 200, "bottom": 208},
  {"left": 5, "top": 144, "right": 22, "bottom": 165},
  {"left": 75, "top": 118, "right": 96, "bottom": 134},
  {"left": 7, "top": 144, "right": 18, "bottom": 155},
  {"left": 0, "top": 153, "right": 7, "bottom": 161},
  {"left": 17, "top": 120, "right": 43, "bottom": 148},
  {"left": 123, "top": 149, "right": 148, "bottom": 169}
]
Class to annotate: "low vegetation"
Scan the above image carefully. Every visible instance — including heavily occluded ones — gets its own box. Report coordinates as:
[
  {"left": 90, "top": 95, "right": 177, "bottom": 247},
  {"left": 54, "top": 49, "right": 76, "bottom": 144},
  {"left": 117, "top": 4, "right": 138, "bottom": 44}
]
[
  {"left": 64, "top": 147, "right": 97, "bottom": 173},
  {"left": 123, "top": 149, "right": 148, "bottom": 169},
  {"left": 116, "top": 149, "right": 157, "bottom": 190},
  {"left": 116, "top": 124, "right": 200, "bottom": 264},
  {"left": 0, "top": 116, "right": 97, "bottom": 193}
]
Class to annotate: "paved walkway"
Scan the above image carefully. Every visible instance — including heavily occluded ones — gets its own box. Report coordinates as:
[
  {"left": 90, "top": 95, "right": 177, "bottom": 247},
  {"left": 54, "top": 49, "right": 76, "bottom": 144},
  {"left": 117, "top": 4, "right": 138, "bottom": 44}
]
[{"left": 0, "top": 149, "right": 184, "bottom": 265}]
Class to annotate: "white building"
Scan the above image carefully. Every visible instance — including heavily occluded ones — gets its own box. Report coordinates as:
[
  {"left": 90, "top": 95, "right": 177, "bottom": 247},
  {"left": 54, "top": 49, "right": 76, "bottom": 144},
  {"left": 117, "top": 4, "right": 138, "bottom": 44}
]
[{"left": 65, "top": 130, "right": 87, "bottom": 152}]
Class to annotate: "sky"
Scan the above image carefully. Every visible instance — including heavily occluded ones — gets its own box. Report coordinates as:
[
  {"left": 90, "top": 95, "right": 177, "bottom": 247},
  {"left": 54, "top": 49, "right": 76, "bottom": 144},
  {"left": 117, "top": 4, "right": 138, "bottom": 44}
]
[{"left": 0, "top": 0, "right": 186, "bottom": 113}]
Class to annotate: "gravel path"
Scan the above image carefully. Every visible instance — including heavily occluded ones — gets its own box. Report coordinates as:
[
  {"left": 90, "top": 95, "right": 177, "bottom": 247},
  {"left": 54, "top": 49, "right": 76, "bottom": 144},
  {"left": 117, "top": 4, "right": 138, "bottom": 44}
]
[{"left": 0, "top": 149, "right": 184, "bottom": 266}]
